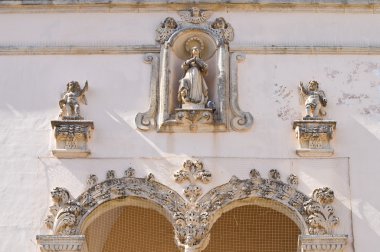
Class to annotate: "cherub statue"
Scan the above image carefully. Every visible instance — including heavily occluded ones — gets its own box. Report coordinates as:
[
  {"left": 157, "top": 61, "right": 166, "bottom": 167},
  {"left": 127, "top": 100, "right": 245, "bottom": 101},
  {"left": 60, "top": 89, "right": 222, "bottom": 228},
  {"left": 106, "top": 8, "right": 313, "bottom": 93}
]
[
  {"left": 299, "top": 80, "right": 327, "bottom": 119},
  {"left": 59, "top": 81, "right": 88, "bottom": 119}
]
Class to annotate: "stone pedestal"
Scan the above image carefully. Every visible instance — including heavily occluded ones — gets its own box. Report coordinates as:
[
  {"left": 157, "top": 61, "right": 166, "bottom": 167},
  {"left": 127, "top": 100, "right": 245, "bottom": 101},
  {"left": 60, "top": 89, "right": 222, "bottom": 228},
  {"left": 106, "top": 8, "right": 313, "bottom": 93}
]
[
  {"left": 298, "top": 235, "right": 348, "bottom": 252},
  {"left": 293, "top": 120, "right": 336, "bottom": 157},
  {"left": 36, "top": 235, "right": 87, "bottom": 252},
  {"left": 51, "top": 120, "right": 94, "bottom": 158},
  {"left": 159, "top": 108, "right": 219, "bottom": 132}
]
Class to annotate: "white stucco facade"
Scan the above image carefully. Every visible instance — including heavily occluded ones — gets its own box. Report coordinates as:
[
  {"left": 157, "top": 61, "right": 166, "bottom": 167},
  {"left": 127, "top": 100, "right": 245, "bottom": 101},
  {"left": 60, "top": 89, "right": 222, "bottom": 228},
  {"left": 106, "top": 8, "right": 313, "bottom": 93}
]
[{"left": 0, "top": 1, "right": 379, "bottom": 251}]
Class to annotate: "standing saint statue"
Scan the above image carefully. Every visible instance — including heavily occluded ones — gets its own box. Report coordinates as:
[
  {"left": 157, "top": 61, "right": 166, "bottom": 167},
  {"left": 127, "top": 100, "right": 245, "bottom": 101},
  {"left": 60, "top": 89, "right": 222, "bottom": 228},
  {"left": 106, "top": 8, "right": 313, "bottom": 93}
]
[{"left": 178, "top": 39, "right": 209, "bottom": 109}]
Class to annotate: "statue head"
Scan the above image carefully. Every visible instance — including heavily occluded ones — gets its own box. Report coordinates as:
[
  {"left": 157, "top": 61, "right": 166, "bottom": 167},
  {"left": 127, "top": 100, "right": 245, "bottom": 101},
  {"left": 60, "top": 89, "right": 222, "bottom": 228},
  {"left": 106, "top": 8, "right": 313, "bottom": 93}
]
[
  {"left": 190, "top": 7, "right": 201, "bottom": 17},
  {"left": 67, "top": 81, "right": 81, "bottom": 92},
  {"left": 185, "top": 37, "right": 204, "bottom": 58},
  {"left": 212, "top": 17, "right": 227, "bottom": 29},
  {"left": 191, "top": 47, "right": 201, "bottom": 58},
  {"left": 162, "top": 17, "right": 177, "bottom": 29},
  {"left": 308, "top": 80, "right": 319, "bottom": 91}
]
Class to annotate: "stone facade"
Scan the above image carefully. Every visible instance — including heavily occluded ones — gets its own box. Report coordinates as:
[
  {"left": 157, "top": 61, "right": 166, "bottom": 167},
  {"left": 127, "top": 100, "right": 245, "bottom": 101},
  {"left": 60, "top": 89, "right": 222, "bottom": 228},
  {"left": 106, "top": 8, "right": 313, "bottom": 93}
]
[{"left": 0, "top": 1, "right": 379, "bottom": 252}]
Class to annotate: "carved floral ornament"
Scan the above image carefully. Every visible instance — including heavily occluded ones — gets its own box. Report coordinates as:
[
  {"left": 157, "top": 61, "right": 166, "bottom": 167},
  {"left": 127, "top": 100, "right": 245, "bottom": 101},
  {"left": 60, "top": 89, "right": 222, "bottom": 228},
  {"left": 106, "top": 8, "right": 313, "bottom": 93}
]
[
  {"left": 136, "top": 7, "right": 252, "bottom": 133},
  {"left": 38, "top": 160, "right": 347, "bottom": 252}
]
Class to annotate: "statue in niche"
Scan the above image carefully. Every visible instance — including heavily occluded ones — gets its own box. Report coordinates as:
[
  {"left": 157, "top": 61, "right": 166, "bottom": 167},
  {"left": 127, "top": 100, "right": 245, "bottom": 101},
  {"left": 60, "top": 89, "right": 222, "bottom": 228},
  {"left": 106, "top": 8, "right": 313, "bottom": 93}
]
[
  {"left": 59, "top": 81, "right": 88, "bottom": 119},
  {"left": 178, "top": 37, "right": 209, "bottom": 109},
  {"left": 299, "top": 80, "right": 327, "bottom": 119}
]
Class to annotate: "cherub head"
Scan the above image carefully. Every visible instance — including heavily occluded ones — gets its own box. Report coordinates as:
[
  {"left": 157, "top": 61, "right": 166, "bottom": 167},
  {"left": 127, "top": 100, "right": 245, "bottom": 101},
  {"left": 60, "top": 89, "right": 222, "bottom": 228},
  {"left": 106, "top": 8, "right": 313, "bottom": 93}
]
[
  {"left": 67, "top": 81, "right": 81, "bottom": 92},
  {"left": 212, "top": 17, "right": 228, "bottom": 29},
  {"left": 308, "top": 80, "right": 319, "bottom": 91},
  {"left": 162, "top": 17, "right": 177, "bottom": 29},
  {"left": 190, "top": 7, "right": 201, "bottom": 17}
]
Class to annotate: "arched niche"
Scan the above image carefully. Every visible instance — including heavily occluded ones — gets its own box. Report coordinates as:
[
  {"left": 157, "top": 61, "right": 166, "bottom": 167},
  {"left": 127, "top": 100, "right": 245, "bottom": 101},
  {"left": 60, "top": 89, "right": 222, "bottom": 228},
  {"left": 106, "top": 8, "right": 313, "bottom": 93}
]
[{"left": 135, "top": 8, "right": 253, "bottom": 132}]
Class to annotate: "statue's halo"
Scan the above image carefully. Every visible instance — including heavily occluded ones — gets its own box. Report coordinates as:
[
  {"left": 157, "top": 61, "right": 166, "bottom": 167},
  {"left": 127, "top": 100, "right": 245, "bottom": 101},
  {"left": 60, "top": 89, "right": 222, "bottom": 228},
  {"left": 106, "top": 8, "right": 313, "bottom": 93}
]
[
  {"left": 185, "top": 37, "right": 205, "bottom": 53},
  {"left": 171, "top": 31, "right": 217, "bottom": 60}
]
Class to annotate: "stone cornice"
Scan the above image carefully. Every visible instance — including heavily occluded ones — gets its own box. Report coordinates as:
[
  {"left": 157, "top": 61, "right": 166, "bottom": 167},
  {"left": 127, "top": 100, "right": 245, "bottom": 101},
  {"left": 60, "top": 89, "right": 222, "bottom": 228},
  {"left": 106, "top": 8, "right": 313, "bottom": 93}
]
[
  {"left": 1, "top": 44, "right": 380, "bottom": 55},
  {"left": 0, "top": 1, "right": 379, "bottom": 13}
]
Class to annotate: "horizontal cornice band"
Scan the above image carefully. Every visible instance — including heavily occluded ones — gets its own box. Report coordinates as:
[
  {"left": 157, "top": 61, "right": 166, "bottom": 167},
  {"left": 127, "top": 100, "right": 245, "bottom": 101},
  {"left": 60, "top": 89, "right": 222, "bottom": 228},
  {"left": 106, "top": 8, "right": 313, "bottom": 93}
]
[
  {"left": 1, "top": 44, "right": 380, "bottom": 55},
  {"left": 0, "top": 1, "right": 379, "bottom": 14}
]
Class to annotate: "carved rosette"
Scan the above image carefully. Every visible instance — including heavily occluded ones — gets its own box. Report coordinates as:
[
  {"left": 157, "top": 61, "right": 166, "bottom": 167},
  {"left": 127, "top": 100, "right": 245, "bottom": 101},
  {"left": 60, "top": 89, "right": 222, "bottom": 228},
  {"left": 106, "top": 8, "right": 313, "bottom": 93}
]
[
  {"left": 43, "top": 164, "right": 346, "bottom": 252},
  {"left": 293, "top": 120, "right": 336, "bottom": 157}
]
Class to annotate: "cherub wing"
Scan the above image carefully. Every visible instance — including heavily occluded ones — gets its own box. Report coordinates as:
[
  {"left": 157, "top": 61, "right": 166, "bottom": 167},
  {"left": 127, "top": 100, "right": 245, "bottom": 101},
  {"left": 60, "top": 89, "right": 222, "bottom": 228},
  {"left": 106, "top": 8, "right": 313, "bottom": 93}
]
[
  {"left": 79, "top": 81, "right": 88, "bottom": 105},
  {"left": 319, "top": 89, "right": 327, "bottom": 106}
]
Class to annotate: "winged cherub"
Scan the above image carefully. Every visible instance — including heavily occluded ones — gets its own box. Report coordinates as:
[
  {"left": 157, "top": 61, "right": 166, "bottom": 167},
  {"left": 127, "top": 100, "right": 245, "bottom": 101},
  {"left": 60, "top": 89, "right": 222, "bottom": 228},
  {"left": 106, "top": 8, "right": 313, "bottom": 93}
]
[
  {"left": 59, "top": 81, "right": 88, "bottom": 119},
  {"left": 299, "top": 80, "right": 327, "bottom": 119}
]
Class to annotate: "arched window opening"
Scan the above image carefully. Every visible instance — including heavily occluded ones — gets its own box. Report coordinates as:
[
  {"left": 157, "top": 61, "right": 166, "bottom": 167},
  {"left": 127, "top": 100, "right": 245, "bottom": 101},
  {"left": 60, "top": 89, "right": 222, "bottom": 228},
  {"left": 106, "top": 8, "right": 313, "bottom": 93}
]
[
  {"left": 84, "top": 202, "right": 179, "bottom": 252},
  {"left": 203, "top": 204, "right": 301, "bottom": 252}
]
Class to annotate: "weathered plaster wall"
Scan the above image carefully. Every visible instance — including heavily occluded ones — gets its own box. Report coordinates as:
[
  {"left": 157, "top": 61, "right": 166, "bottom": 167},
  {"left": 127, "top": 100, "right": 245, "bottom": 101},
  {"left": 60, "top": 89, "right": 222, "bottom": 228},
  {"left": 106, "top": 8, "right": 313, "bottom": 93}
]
[{"left": 0, "top": 9, "right": 379, "bottom": 252}]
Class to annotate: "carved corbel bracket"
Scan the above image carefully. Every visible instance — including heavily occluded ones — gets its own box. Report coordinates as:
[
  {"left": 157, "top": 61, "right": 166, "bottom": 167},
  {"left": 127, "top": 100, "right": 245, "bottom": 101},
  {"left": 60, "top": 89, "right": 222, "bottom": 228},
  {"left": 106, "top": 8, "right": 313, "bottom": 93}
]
[
  {"left": 293, "top": 120, "right": 336, "bottom": 157},
  {"left": 298, "top": 234, "right": 348, "bottom": 252},
  {"left": 51, "top": 120, "right": 94, "bottom": 158},
  {"left": 36, "top": 235, "right": 87, "bottom": 252}
]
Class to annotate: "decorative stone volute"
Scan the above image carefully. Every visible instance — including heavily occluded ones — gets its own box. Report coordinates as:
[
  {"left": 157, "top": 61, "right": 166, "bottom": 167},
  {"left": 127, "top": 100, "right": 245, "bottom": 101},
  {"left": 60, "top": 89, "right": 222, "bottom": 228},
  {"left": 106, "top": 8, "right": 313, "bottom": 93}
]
[{"left": 52, "top": 81, "right": 94, "bottom": 158}]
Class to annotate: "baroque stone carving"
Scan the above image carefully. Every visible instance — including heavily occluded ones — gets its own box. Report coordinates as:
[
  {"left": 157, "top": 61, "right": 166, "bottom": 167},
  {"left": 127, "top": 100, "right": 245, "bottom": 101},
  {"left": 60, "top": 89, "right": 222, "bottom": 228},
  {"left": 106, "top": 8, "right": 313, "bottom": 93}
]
[
  {"left": 42, "top": 165, "right": 345, "bottom": 252},
  {"left": 59, "top": 81, "right": 88, "bottom": 120},
  {"left": 178, "top": 7, "right": 212, "bottom": 24},
  {"left": 136, "top": 8, "right": 252, "bottom": 132},
  {"left": 174, "top": 160, "right": 211, "bottom": 202},
  {"left": 51, "top": 81, "right": 94, "bottom": 158},
  {"left": 304, "top": 187, "right": 339, "bottom": 235},
  {"left": 294, "top": 81, "right": 336, "bottom": 157},
  {"left": 299, "top": 81, "right": 327, "bottom": 120}
]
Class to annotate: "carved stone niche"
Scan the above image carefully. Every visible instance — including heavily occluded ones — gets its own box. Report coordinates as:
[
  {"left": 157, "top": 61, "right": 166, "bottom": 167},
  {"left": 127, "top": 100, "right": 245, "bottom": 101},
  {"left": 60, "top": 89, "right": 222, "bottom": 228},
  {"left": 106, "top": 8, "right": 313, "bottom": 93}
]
[
  {"left": 136, "top": 7, "right": 253, "bottom": 132},
  {"left": 294, "top": 81, "right": 336, "bottom": 157},
  {"left": 51, "top": 81, "right": 94, "bottom": 158}
]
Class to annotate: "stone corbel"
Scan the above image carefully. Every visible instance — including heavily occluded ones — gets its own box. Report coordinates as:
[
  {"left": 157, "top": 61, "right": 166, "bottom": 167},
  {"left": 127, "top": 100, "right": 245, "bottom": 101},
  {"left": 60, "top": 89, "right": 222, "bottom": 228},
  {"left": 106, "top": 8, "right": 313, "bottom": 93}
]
[
  {"left": 51, "top": 120, "right": 94, "bottom": 158},
  {"left": 36, "top": 235, "right": 87, "bottom": 252},
  {"left": 293, "top": 120, "right": 336, "bottom": 157},
  {"left": 298, "top": 235, "right": 348, "bottom": 252}
]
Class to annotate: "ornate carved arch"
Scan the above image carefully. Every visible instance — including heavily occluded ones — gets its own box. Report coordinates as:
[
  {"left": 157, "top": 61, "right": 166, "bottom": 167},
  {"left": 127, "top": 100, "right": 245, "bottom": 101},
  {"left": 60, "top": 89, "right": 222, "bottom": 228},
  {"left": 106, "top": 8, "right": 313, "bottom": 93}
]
[{"left": 38, "top": 162, "right": 347, "bottom": 252}]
